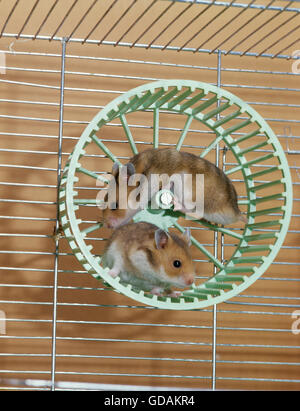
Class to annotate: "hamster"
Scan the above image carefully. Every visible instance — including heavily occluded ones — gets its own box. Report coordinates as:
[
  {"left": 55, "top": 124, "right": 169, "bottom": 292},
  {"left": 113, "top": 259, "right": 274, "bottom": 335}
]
[
  {"left": 101, "top": 147, "right": 247, "bottom": 229},
  {"left": 103, "top": 222, "right": 195, "bottom": 296}
]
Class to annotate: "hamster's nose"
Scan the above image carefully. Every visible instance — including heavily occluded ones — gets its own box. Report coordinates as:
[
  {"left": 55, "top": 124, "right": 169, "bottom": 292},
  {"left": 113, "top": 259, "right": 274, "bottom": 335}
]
[
  {"left": 184, "top": 275, "right": 194, "bottom": 286},
  {"left": 107, "top": 217, "right": 119, "bottom": 229}
]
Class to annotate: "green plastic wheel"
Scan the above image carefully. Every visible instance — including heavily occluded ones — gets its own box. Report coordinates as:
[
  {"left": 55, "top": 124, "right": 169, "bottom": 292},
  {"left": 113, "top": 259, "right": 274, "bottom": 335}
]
[{"left": 59, "top": 80, "right": 292, "bottom": 310}]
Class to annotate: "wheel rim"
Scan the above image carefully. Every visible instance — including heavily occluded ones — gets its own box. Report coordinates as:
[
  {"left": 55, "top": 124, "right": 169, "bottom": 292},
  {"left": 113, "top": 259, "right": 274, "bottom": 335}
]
[{"left": 59, "top": 80, "right": 293, "bottom": 310}]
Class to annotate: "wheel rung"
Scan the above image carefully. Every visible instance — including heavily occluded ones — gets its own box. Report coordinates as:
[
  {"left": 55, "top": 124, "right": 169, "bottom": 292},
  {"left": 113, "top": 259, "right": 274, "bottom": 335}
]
[
  {"left": 96, "top": 119, "right": 106, "bottom": 129},
  {"left": 59, "top": 189, "right": 66, "bottom": 200},
  {"left": 244, "top": 232, "right": 277, "bottom": 241},
  {"left": 181, "top": 295, "right": 197, "bottom": 303},
  {"left": 240, "top": 244, "right": 271, "bottom": 253},
  {"left": 232, "top": 256, "right": 264, "bottom": 264},
  {"left": 205, "top": 282, "right": 233, "bottom": 290},
  {"left": 200, "top": 134, "right": 223, "bottom": 158},
  {"left": 126, "top": 94, "right": 146, "bottom": 113},
  {"left": 74, "top": 198, "right": 98, "bottom": 205},
  {"left": 225, "top": 153, "right": 274, "bottom": 175},
  {"left": 118, "top": 95, "right": 141, "bottom": 115},
  {"left": 248, "top": 206, "right": 283, "bottom": 217},
  {"left": 59, "top": 207, "right": 67, "bottom": 217},
  {"left": 214, "top": 109, "right": 240, "bottom": 128},
  {"left": 102, "top": 280, "right": 113, "bottom": 288},
  {"left": 238, "top": 140, "right": 269, "bottom": 156},
  {"left": 65, "top": 233, "right": 76, "bottom": 242},
  {"left": 131, "top": 90, "right": 152, "bottom": 111},
  {"left": 60, "top": 174, "right": 68, "bottom": 184},
  {"left": 83, "top": 263, "right": 92, "bottom": 271},
  {"left": 251, "top": 193, "right": 284, "bottom": 204},
  {"left": 186, "top": 288, "right": 221, "bottom": 296},
  {"left": 106, "top": 108, "right": 118, "bottom": 121},
  {"left": 247, "top": 166, "right": 279, "bottom": 179},
  {"left": 182, "top": 290, "right": 209, "bottom": 300},
  {"left": 223, "top": 266, "right": 254, "bottom": 274},
  {"left": 169, "top": 296, "right": 182, "bottom": 303},
  {"left": 197, "top": 219, "right": 244, "bottom": 240},
  {"left": 216, "top": 274, "right": 246, "bottom": 281},
  {"left": 231, "top": 128, "right": 261, "bottom": 146},
  {"left": 157, "top": 295, "right": 168, "bottom": 302},
  {"left": 249, "top": 153, "right": 275, "bottom": 165},
  {"left": 216, "top": 227, "right": 243, "bottom": 240},
  {"left": 74, "top": 253, "right": 87, "bottom": 264},
  {"left": 202, "top": 101, "right": 230, "bottom": 121},
  {"left": 81, "top": 223, "right": 103, "bottom": 235},
  {"left": 155, "top": 87, "right": 178, "bottom": 108},
  {"left": 89, "top": 270, "right": 99, "bottom": 277},
  {"left": 180, "top": 90, "right": 206, "bottom": 111},
  {"left": 250, "top": 180, "right": 283, "bottom": 192},
  {"left": 192, "top": 95, "right": 218, "bottom": 115},
  {"left": 142, "top": 88, "right": 165, "bottom": 109},
  {"left": 168, "top": 88, "right": 192, "bottom": 109},
  {"left": 221, "top": 118, "right": 252, "bottom": 136},
  {"left": 246, "top": 220, "right": 282, "bottom": 229}
]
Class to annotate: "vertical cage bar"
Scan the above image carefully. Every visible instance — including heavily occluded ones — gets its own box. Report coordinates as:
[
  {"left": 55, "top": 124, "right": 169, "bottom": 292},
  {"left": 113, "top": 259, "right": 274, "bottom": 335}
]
[
  {"left": 16, "top": 0, "right": 39, "bottom": 39},
  {"left": 50, "top": 38, "right": 67, "bottom": 391},
  {"left": 212, "top": 49, "right": 222, "bottom": 391},
  {"left": 153, "top": 107, "right": 159, "bottom": 148}
]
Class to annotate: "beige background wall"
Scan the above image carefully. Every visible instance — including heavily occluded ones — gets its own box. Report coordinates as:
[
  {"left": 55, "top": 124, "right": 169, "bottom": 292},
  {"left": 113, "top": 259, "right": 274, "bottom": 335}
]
[{"left": 0, "top": 0, "right": 299, "bottom": 390}]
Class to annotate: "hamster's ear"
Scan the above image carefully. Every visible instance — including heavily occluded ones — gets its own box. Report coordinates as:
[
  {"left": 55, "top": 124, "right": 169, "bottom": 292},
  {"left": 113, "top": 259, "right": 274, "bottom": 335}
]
[
  {"left": 183, "top": 227, "right": 191, "bottom": 246},
  {"left": 155, "top": 229, "right": 169, "bottom": 249},
  {"left": 112, "top": 162, "right": 120, "bottom": 177},
  {"left": 125, "top": 162, "right": 135, "bottom": 177}
]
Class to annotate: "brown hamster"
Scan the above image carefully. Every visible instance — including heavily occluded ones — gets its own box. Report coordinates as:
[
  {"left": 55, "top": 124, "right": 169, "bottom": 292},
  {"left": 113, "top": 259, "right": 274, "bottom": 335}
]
[
  {"left": 103, "top": 222, "right": 195, "bottom": 296},
  {"left": 101, "top": 148, "right": 246, "bottom": 228}
]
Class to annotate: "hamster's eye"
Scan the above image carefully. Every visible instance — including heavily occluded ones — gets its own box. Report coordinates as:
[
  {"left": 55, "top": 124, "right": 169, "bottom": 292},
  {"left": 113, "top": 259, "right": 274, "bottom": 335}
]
[{"left": 173, "top": 260, "right": 181, "bottom": 268}]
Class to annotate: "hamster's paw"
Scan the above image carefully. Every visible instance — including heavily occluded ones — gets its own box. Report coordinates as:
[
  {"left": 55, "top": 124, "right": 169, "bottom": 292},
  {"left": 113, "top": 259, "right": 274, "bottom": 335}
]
[
  {"left": 108, "top": 268, "right": 120, "bottom": 278},
  {"left": 150, "top": 286, "right": 164, "bottom": 296},
  {"left": 168, "top": 290, "right": 182, "bottom": 298},
  {"left": 172, "top": 197, "right": 184, "bottom": 212}
]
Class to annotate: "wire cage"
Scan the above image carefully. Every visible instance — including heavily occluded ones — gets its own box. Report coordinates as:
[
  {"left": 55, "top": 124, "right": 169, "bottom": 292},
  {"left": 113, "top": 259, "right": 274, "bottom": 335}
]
[{"left": 0, "top": 0, "right": 299, "bottom": 391}]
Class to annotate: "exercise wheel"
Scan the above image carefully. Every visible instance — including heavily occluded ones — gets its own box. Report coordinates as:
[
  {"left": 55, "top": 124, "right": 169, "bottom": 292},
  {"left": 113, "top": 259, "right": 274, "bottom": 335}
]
[{"left": 59, "top": 80, "right": 292, "bottom": 310}]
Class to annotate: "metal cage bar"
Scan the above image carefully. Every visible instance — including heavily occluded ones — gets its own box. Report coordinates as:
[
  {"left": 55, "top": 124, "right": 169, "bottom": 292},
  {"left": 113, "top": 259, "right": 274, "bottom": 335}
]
[{"left": 0, "top": 0, "right": 299, "bottom": 58}]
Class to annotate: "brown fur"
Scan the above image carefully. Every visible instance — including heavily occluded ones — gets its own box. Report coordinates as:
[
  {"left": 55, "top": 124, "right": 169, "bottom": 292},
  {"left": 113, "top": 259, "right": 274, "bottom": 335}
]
[
  {"left": 130, "top": 148, "right": 240, "bottom": 216},
  {"left": 101, "top": 148, "right": 246, "bottom": 227},
  {"left": 105, "top": 222, "right": 194, "bottom": 281}
]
